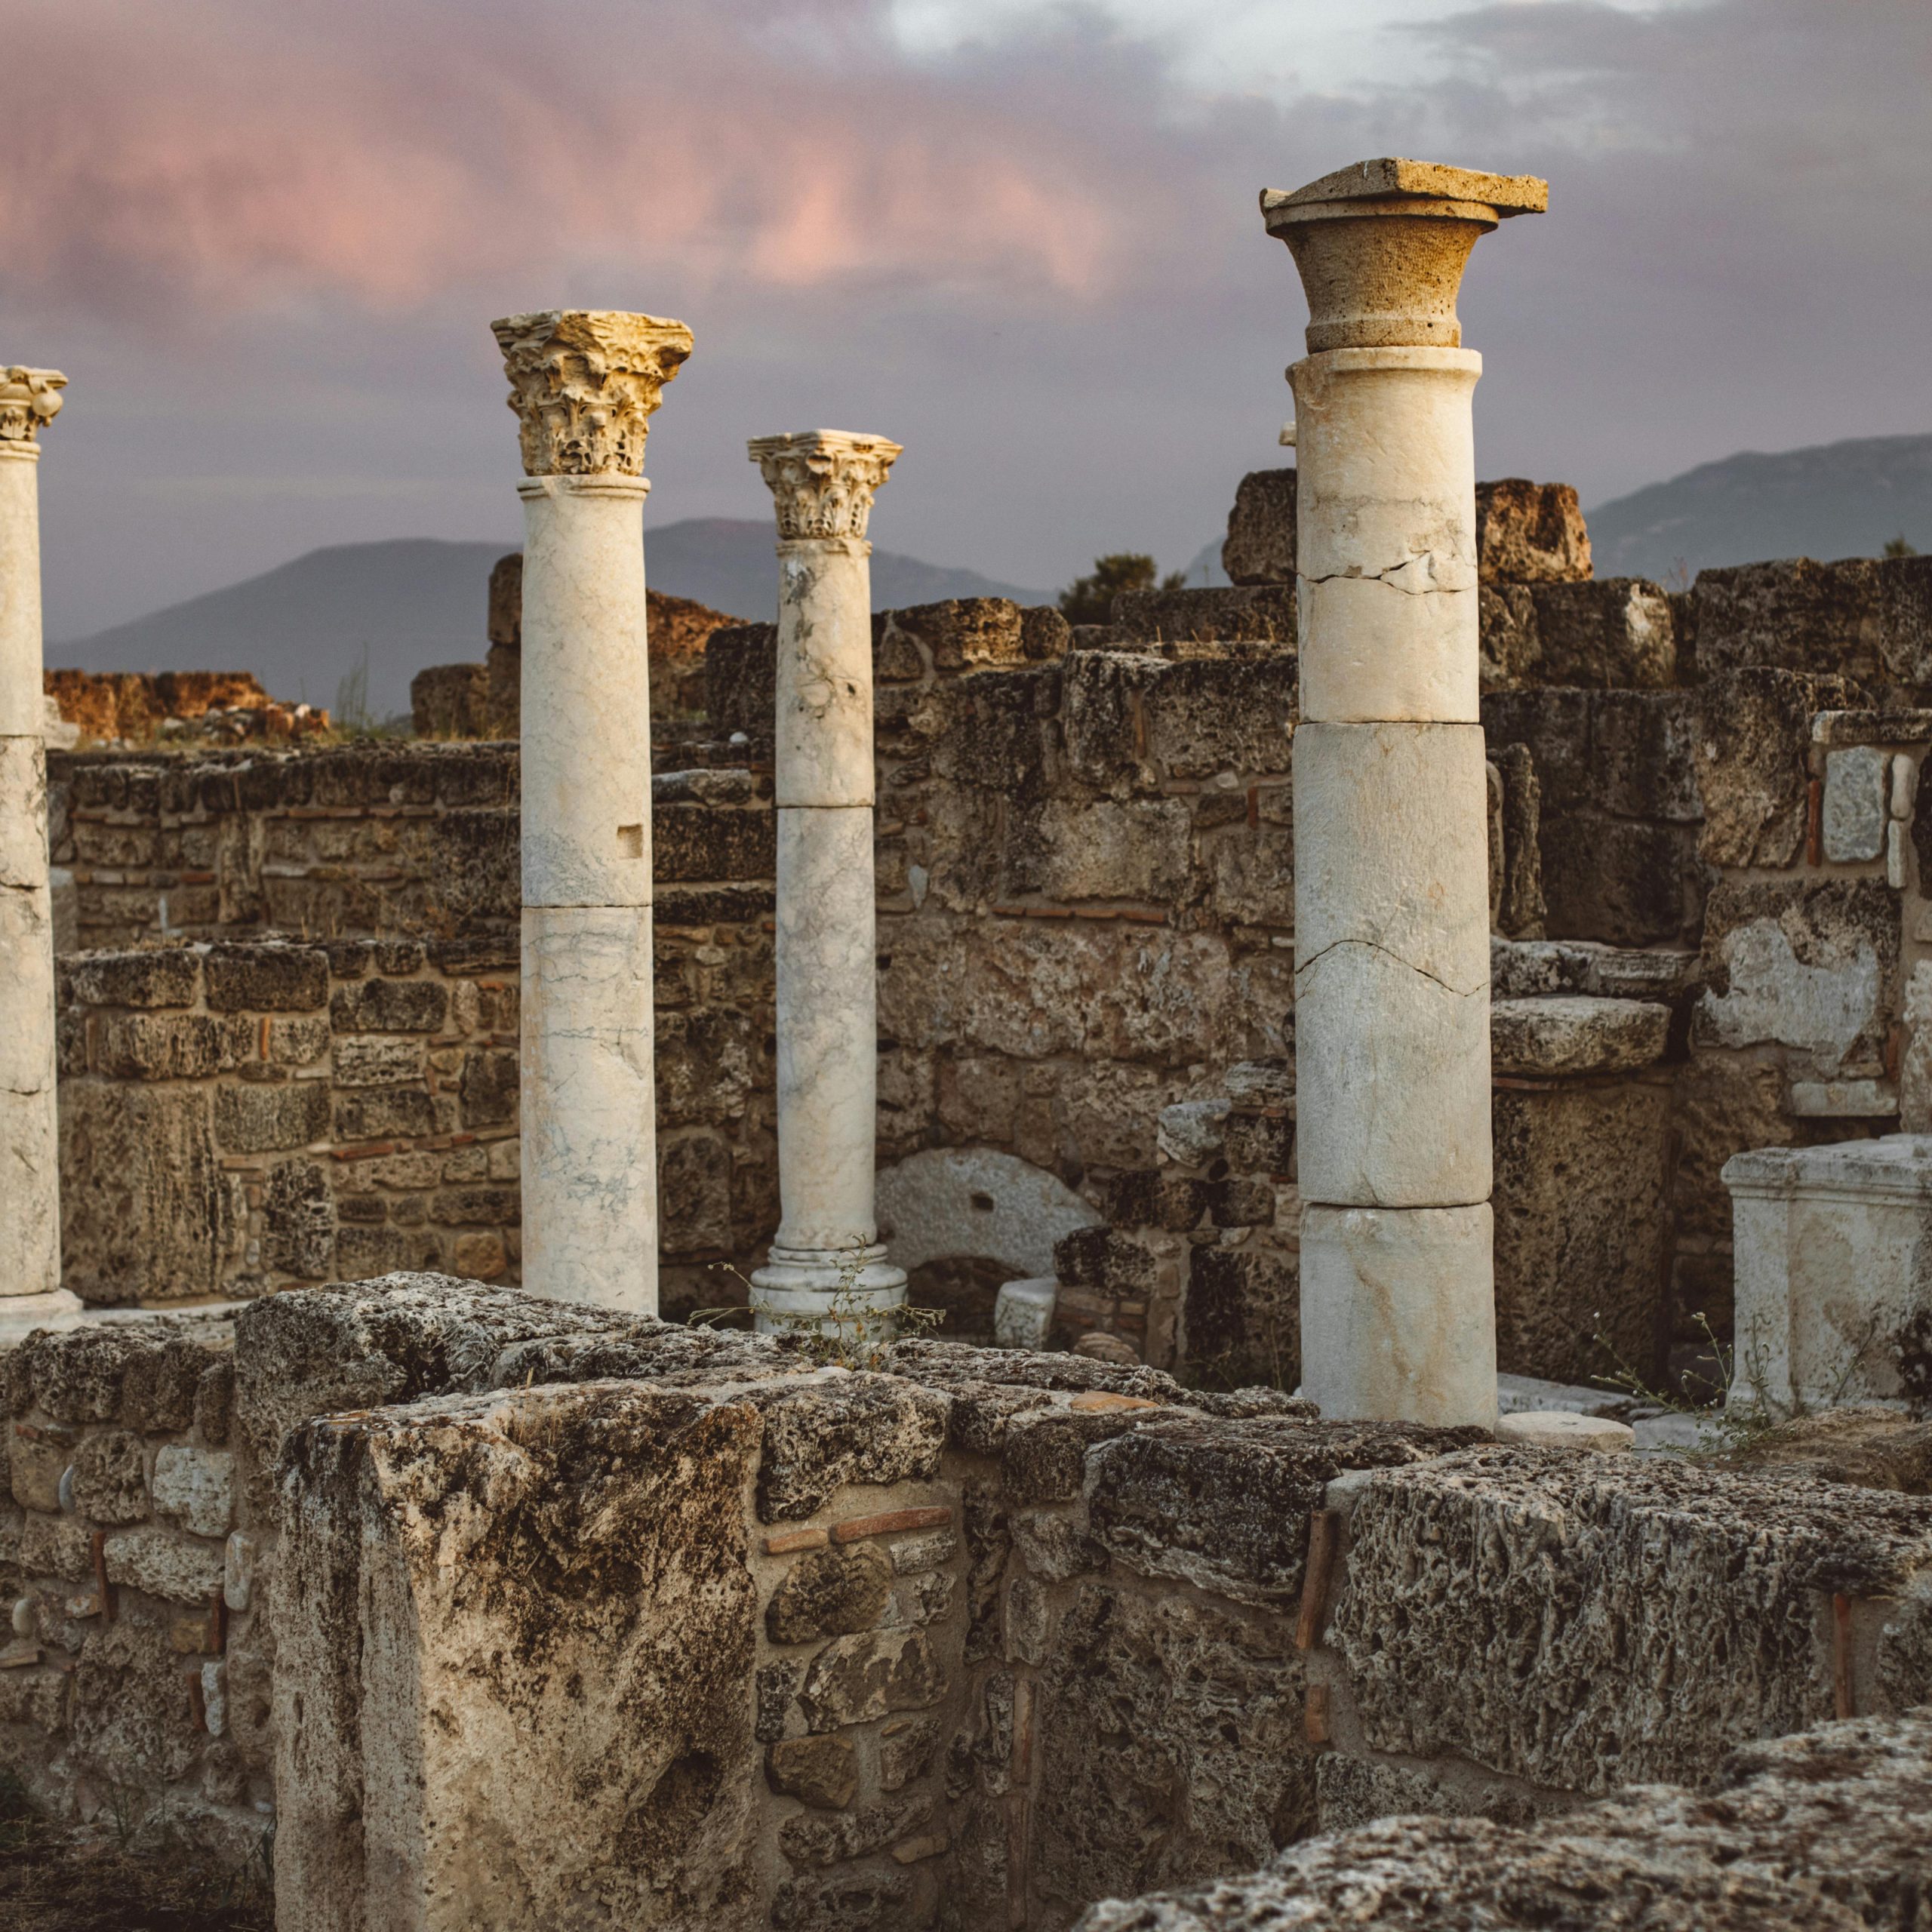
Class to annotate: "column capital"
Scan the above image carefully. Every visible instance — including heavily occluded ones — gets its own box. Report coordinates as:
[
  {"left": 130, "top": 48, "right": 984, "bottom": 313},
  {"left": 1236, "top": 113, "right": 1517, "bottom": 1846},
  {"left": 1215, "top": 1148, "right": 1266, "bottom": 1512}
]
[
  {"left": 1261, "top": 158, "right": 1545, "bottom": 354},
  {"left": 0, "top": 368, "right": 66, "bottom": 446},
  {"left": 491, "top": 310, "right": 693, "bottom": 477},
  {"left": 749, "top": 430, "right": 903, "bottom": 542}
]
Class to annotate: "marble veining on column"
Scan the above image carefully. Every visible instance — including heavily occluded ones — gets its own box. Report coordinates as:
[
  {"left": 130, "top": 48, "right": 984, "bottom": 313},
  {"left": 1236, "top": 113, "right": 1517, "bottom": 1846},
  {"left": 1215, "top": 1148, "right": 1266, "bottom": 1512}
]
[
  {"left": 746, "top": 430, "right": 906, "bottom": 1332},
  {"left": 493, "top": 310, "right": 691, "bottom": 1313}
]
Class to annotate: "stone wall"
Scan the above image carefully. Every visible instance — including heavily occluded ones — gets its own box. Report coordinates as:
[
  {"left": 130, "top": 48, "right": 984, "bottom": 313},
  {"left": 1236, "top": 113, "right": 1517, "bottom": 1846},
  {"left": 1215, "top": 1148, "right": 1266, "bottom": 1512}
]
[
  {"left": 16, "top": 1275, "right": 1917, "bottom": 1929},
  {"left": 1, "top": 1316, "right": 260, "bottom": 1856},
  {"left": 48, "top": 535, "right": 1932, "bottom": 1388},
  {"left": 57, "top": 939, "right": 522, "bottom": 1304}
]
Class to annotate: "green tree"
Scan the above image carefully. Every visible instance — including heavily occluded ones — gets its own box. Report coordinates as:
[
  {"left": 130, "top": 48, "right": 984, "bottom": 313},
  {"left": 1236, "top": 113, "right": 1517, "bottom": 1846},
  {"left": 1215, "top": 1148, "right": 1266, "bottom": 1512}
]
[
  {"left": 1057, "top": 552, "right": 1185, "bottom": 627},
  {"left": 1884, "top": 534, "right": 1918, "bottom": 558}
]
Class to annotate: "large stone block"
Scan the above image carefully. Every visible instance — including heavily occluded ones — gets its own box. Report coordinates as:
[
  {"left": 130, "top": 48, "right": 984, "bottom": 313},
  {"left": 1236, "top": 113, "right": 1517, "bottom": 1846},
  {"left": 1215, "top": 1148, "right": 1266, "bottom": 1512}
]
[
  {"left": 63, "top": 948, "right": 201, "bottom": 1009},
  {"left": 1696, "top": 877, "right": 1897, "bottom": 1072},
  {"left": 1493, "top": 1079, "right": 1672, "bottom": 1386},
  {"left": 1085, "top": 1415, "right": 1477, "bottom": 1607},
  {"left": 1110, "top": 585, "right": 1297, "bottom": 646},
  {"left": 1697, "top": 667, "right": 1864, "bottom": 869},
  {"left": 1693, "top": 555, "right": 1932, "bottom": 687},
  {"left": 1073, "top": 1716, "right": 1932, "bottom": 1930},
  {"left": 1032, "top": 1582, "right": 1309, "bottom": 1917},
  {"left": 204, "top": 943, "right": 331, "bottom": 1012},
  {"left": 1331, "top": 1447, "right": 1932, "bottom": 1792},
  {"left": 1473, "top": 478, "right": 1591, "bottom": 585},
  {"left": 60, "top": 1083, "right": 240, "bottom": 1303},
  {"left": 1525, "top": 579, "right": 1675, "bottom": 688},
  {"left": 215, "top": 1078, "right": 331, "bottom": 1155},
  {"left": 1489, "top": 996, "right": 1669, "bottom": 1077},
  {"left": 1220, "top": 468, "right": 1297, "bottom": 586},
  {"left": 274, "top": 1380, "right": 764, "bottom": 1932}
]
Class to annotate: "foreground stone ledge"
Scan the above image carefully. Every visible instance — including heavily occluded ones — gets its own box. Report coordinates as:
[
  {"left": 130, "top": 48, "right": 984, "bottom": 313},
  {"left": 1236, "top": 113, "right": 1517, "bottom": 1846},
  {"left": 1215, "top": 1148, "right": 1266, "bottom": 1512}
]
[
  {"left": 1332, "top": 1447, "right": 1932, "bottom": 1792},
  {"left": 1075, "top": 1711, "right": 1932, "bottom": 1931}
]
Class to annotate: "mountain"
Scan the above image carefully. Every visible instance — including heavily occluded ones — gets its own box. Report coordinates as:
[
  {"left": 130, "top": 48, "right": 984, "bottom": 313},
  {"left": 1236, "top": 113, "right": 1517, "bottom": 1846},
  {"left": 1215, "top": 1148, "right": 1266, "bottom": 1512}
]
[
  {"left": 52, "top": 521, "right": 1050, "bottom": 722},
  {"left": 1587, "top": 434, "right": 1932, "bottom": 583},
  {"left": 643, "top": 518, "right": 1048, "bottom": 632}
]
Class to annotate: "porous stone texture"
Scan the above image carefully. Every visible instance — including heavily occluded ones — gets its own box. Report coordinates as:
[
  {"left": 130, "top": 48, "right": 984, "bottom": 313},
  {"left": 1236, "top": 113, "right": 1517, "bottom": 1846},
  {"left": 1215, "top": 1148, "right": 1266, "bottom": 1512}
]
[
  {"left": 1489, "top": 995, "right": 1669, "bottom": 1078},
  {"left": 1473, "top": 478, "right": 1591, "bottom": 585},
  {"left": 1692, "top": 554, "right": 1932, "bottom": 688},
  {"left": 1697, "top": 877, "right": 1897, "bottom": 1072},
  {"left": 1078, "top": 1712, "right": 1932, "bottom": 1932},
  {"left": 1331, "top": 1446, "right": 1932, "bottom": 1791},
  {"left": 1696, "top": 667, "right": 1866, "bottom": 869},
  {"left": 1220, "top": 468, "right": 1297, "bottom": 585},
  {"left": 275, "top": 1377, "right": 763, "bottom": 1932},
  {"left": 1492, "top": 1077, "right": 1672, "bottom": 1388},
  {"left": 0, "top": 1311, "right": 252, "bottom": 1841}
]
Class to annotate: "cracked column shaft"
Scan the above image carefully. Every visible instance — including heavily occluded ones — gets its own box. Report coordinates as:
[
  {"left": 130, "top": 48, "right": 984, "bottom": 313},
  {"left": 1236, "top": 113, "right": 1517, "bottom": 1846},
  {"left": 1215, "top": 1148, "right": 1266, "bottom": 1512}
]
[
  {"left": 746, "top": 431, "right": 908, "bottom": 1336},
  {"left": 492, "top": 309, "right": 693, "bottom": 1312},
  {"left": 0, "top": 365, "right": 67, "bottom": 1301},
  {"left": 1263, "top": 158, "right": 1546, "bottom": 1424}
]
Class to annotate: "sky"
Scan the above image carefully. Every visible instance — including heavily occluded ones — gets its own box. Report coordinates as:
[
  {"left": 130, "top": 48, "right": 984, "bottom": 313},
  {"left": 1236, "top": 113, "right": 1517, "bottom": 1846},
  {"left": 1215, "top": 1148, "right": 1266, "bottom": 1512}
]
[{"left": 5, "top": 0, "right": 1930, "bottom": 638}]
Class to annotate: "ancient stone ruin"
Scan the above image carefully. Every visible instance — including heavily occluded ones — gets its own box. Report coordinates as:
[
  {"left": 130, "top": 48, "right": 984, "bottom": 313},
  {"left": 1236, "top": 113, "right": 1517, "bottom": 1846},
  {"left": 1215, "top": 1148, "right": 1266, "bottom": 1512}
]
[{"left": 5, "top": 159, "right": 1932, "bottom": 1929}]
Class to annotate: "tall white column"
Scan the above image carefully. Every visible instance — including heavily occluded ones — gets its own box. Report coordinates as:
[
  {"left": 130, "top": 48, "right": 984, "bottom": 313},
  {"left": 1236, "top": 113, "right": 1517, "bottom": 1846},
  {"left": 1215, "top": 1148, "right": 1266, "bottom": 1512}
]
[
  {"left": 746, "top": 431, "right": 907, "bottom": 1336},
  {"left": 0, "top": 365, "right": 69, "bottom": 1314},
  {"left": 491, "top": 309, "right": 693, "bottom": 1313},
  {"left": 1263, "top": 159, "right": 1546, "bottom": 1426}
]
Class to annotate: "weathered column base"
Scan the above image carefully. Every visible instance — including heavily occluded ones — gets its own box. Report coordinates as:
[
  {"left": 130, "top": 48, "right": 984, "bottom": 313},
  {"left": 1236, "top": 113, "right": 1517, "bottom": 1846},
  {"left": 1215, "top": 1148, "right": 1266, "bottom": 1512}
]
[
  {"left": 749, "top": 1244, "right": 908, "bottom": 1339},
  {"left": 1299, "top": 1202, "right": 1497, "bottom": 1427}
]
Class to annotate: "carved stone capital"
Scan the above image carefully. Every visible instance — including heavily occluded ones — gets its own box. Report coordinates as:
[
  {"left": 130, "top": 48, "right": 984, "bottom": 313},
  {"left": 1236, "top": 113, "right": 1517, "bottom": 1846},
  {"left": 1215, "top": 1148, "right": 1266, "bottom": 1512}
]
[
  {"left": 491, "top": 310, "right": 693, "bottom": 477},
  {"left": 1261, "top": 158, "right": 1546, "bottom": 353},
  {"left": 748, "top": 431, "right": 903, "bottom": 542},
  {"left": 0, "top": 368, "right": 67, "bottom": 445}
]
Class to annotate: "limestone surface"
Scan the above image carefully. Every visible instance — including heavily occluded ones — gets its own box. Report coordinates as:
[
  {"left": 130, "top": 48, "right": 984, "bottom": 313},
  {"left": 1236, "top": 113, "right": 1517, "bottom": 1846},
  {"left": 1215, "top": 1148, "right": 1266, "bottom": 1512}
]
[
  {"left": 1331, "top": 1446, "right": 1932, "bottom": 1791},
  {"left": 1489, "top": 995, "right": 1670, "bottom": 1077}
]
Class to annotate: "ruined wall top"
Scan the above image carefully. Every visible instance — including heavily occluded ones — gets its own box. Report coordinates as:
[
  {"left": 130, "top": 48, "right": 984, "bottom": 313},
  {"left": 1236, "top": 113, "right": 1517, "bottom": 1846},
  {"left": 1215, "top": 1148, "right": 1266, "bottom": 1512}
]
[
  {"left": 1261, "top": 156, "right": 1546, "bottom": 353},
  {"left": 490, "top": 309, "right": 693, "bottom": 477},
  {"left": 748, "top": 429, "right": 903, "bottom": 542},
  {"left": 0, "top": 365, "right": 66, "bottom": 448}
]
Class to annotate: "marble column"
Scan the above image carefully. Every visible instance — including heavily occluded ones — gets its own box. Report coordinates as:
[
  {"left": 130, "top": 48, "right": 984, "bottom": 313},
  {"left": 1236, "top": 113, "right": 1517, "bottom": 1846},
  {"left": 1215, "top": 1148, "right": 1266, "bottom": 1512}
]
[
  {"left": 0, "top": 365, "right": 70, "bottom": 1317},
  {"left": 1262, "top": 159, "right": 1546, "bottom": 1426},
  {"left": 491, "top": 309, "right": 693, "bottom": 1313},
  {"left": 746, "top": 431, "right": 906, "bottom": 1336}
]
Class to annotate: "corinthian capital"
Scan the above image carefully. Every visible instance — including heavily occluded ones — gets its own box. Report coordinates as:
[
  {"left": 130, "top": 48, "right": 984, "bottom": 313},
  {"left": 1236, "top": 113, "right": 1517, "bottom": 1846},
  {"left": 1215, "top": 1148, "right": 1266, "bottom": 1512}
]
[
  {"left": 748, "top": 431, "right": 903, "bottom": 542},
  {"left": 0, "top": 368, "right": 67, "bottom": 445},
  {"left": 491, "top": 310, "right": 694, "bottom": 477}
]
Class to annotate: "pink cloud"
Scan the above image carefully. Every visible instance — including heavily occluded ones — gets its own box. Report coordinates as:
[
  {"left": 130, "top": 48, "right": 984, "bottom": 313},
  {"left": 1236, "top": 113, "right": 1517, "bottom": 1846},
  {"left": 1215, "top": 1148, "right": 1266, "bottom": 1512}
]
[{"left": 0, "top": 0, "right": 1138, "bottom": 320}]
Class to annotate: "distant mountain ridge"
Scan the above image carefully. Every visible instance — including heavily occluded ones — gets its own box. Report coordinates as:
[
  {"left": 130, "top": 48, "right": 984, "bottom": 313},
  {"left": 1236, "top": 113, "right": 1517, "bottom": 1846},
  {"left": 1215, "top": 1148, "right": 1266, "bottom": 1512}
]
[
  {"left": 54, "top": 520, "right": 1049, "bottom": 720},
  {"left": 1588, "top": 434, "right": 1932, "bottom": 583}
]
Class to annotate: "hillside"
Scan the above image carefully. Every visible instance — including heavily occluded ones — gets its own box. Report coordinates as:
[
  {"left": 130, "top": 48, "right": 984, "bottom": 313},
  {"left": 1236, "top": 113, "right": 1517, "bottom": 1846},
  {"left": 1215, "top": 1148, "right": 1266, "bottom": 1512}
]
[
  {"left": 53, "top": 521, "right": 1048, "bottom": 721},
  {"left": 1589, "top": 433, "right": 1932, "bottom": 582}
]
